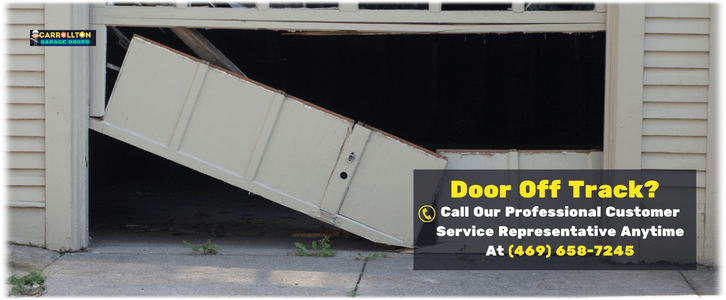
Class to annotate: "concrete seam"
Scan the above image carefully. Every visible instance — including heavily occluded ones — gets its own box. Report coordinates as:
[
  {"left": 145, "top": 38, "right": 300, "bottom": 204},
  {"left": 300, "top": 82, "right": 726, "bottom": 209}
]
[
  {"left": 351, "top": 258, "right": 368, "bottom": 295},
  {"left": 678, "top": 270, "right": 701, "bottom": 297},
  {"left": 42, "top": 253, "right": 64, "bottom": 273}
]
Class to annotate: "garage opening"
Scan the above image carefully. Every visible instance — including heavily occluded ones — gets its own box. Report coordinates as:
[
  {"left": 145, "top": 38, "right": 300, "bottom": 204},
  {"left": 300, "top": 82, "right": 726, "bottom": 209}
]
[
  {"left": 89, "top": 129, "right": 384, "bottom": 250},
  {"left": 91, "top": 26, "right": 605, "bottom": 248},
  {"left": 105, "top": 27, "right": 606, "bottom": 150}
]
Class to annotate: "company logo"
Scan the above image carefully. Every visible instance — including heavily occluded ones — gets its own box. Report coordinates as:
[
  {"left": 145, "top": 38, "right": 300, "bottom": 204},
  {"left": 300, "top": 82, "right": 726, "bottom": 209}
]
[{"left": 30, "top": 30, "right": 96, "bottom": 46}]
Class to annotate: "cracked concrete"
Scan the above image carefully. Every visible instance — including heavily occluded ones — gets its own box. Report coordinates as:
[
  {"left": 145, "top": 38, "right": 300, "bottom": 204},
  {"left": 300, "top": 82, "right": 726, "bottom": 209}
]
[
  {"left": 6, "top": 245, "right": 62, "bottom": 277},
  {"left": 9, "top": 243, "right": 717, "bottom": 297}
]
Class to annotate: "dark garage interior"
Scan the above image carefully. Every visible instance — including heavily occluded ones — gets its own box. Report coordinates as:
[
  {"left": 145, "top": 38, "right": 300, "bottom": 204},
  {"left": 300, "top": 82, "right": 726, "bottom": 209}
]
[{"left": 90, "top": 27, "right": 606, "bottom": 248}]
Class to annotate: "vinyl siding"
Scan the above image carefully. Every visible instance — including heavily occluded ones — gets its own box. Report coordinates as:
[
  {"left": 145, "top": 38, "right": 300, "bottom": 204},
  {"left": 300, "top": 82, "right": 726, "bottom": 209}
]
[
  {"left": 641, "top": 3, "right": 710, "bottom": 263},
  {"left": 5, "top": 5, "right": 46, "bottom": 247}
]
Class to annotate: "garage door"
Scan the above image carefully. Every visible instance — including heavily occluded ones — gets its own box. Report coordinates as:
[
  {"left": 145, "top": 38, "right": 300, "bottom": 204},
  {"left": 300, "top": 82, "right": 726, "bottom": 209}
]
[{"left": 90, "top": 35, "right": 447, "bottom": 247}]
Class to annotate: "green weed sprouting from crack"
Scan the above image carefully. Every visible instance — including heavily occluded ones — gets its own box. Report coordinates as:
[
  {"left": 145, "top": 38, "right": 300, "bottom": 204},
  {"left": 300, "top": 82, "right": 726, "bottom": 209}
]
[
  {"left": 355, "top": 251, "right": 388, "bottom": 262},
  {"left": 7, "top": 269, "right": 46, "bottom": 296},
  {"left": 183, "top": 239, "right": 219, "bottom": 255},
  {"left": 348, "top": 251, "right": 388, "bottom": 297},
  {"left": 294, "top": 236, "right": 336, "bottom": 257}
]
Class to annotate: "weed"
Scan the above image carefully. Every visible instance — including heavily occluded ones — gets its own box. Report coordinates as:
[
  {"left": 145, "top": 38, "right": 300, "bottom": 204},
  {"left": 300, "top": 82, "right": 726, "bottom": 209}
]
[
  {"left": 356, "top": 251, "right": 388, "bottom": 261},
  {"left": 7, "top": 269, "right": 46, "bottom": 296},
  {"left": 294, "top": 236, "right": 336, "bottom": 257},
  {"left": 183, "top": 239, "right": 219, "bottom": 255},
  {"left": 347, "top": 251, "right": 388, "bottom": 297}
]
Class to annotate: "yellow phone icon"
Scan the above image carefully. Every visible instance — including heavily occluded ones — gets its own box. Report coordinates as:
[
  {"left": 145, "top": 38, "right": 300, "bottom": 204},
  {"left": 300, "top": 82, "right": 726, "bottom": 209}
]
[
  {"left": 422, "top": 208, "right": 432, "bottom": 220},
  {"left": 418, "top": 205, "right": 435, "bottom": 222}
]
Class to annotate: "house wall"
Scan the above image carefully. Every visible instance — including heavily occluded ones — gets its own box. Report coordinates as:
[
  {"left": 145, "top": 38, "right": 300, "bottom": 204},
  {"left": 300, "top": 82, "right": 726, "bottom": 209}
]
[
  {"left": 3, "top": 3, "right": 718, "bottom": 264},
  {"left": 5, "top": 3, "right": 47, "bottom": 247},
  {"left": 640, "top": 3, "right": 713, "bottom": 264}
]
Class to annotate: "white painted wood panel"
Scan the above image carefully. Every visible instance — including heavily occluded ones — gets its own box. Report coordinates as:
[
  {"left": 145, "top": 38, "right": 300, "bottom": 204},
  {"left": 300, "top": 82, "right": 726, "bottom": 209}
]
[
  {"left": 518, "top": 151, "right": 604, "bottom": 169},
  {"left": 43, "top": 3, "right": 90, "bottom": 251},
  {"left": 93, "top": 36, "right": 447, "bottom": 247},
  {"left": 339, "top": 1, "right": 358, "bottom": 12},
  {"left": 91, "top": 17, "right": 605, "bottom": 33},
  {"left": 644, "top": 18, "right": 710, "bottom": 34},
  {"left": 429, "top": 1, "right": 442, "bottom": 13},
  {"left": 7, "top": 120, "right": 45, "bottom": 136},
  {"left": 705, "top": 1, "right": 717, "bottom": 266},
  {"left": 318, "top": 124, "right": 372, "bottom": 214},
  {"left": 7, "top": 104, "right": 44, "bottom": 119},
  {"left": 642, "top": 102, "right": 707, "bottom": 119},
  {"left": 339, "top": 129, "right": 448, "bottom": 243},
  {"left": 643, "top": 86, "right": 708, "bottom": 102},
  {"left": 603, "top": 4, "right": 645, "bottom": 170},
  {"left": 697, "top": 171, "right": 706, "bottom": 188},
  {"left": 645, "top": 4, "right": 710, "bottom": 19},
  {"left": 439, "top": 150, "right": 604, "bottom": 170},
  {"left": 437, "top": 151, "right": 510, "bottom": 169},
  {"left": 6, "top": 9, "right": 45, "bottom": 24},
  {"left": 6, "top": 71, "right": 44, "bottom": 87},
  {"left": 89, "top": 24, "right": 106, "bottom": 117},
  {"left": 8, "top": 207, "right": 46, "bottom": 246},
  {"left": 7, "top": 152, "right": 45, "bottom": 169},
  {"left": 91, "top": 6, "right": 606, "bottom": 24},
  {"left": 642, "top": 136, "right": 707, "bottom": 154},
  {"left": 642, "top": 119, "right": 707, "bottom": 136},
  {"left": 179, "top": 68, "right": 278, "bottom": 176},
  {"left": 7, "top": 40, "right": 45, "bottom": 54},
  {"left": 7, "top": 136, "right": 45, "bottom": 152},
  {"left": 643, "top": 68, "right": 708, "bottom": 85},
  {"left": 644, "top": 52, "right": 709, "bottom": 69},
  {"left": 7, "top": 186, "right": 45, "bottom": 202},
  {"left": 6, "top": 55, "right": 45, "bottom": 71},
  {"left": 644, "top": 34, "right": 709, "bottom": 52},
  {"left": 6, "top": 24, "right": 45, "bottom": 39},
  {"left": 255, "top": 99, "right": 352, "bottom": 207},
  {"left": 697, "top": 187, "right": 706, "bottom": 204},
  {"left": 104, "top": 39, "right": 200, "bottom": 146},
  {"left": 641, "top": 153, "right": 706, "bottom": 171},
  {"left": 6, "top": 3, "right": 44, "bottom": 9}
]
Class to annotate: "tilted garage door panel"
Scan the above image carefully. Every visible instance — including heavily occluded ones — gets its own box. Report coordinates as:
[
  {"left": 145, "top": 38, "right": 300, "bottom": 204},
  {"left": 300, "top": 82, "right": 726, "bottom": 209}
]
[
  {"left": 254, "top": 99, "right": 353, "bottom": 207},
  {"left": 104, "top": 39, "right": 199, "bottom": 147},
  {"left": 92, "top": 35, "right": 448, "bottom": 247},
  {"left": 179, "top": 68, "right": 277, "bottom": 175},
  {"left": 339, "top": 130, "right": 448, "bottom": 241}
]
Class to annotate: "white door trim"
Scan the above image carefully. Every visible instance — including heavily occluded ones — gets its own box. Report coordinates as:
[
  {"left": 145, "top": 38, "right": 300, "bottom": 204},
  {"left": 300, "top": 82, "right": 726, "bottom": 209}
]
[{"left": 44, "top": 3, "right": 90, "bottom": 251}]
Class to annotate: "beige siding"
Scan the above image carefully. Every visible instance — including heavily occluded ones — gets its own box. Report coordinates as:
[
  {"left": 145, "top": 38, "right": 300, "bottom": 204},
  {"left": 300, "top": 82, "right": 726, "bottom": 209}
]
[
  {"left": 7, "top": 54, "right": 45, "bottom": 71},
  {"left": 641, "top": 3, "right": 710, "bottom": 264},
  {"left": 7, "top": 87, "right": 44, "bottom": 104},
  {"left": 642, "top": 119, "right": 707, "bottom": 136},
  {"left": 644, "top": 18, "right": 709, "bottom": 34},
  {"left": 5, "top": 5, "right": 46, "bottom": 247},
  {"left": 6, "top": 8, "right": 44, "bottom": 25},
  {"left": 643, "top": 86, "right": 707, "bottom": 102},
  {"left": 644, "top": 4, "right": 710, "bottom": 19},
  {"left": 8, "top": 208, "right": 46, "bottom": 246},
  {"left": 644, "top": 34, "right": 709, "bottom": 52}
]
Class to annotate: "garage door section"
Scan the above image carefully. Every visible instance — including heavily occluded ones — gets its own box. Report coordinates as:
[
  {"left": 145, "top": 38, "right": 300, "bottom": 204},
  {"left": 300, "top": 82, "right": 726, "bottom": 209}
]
[{"left": 90, "top": 35, "right": 447, "bottom": 247}]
